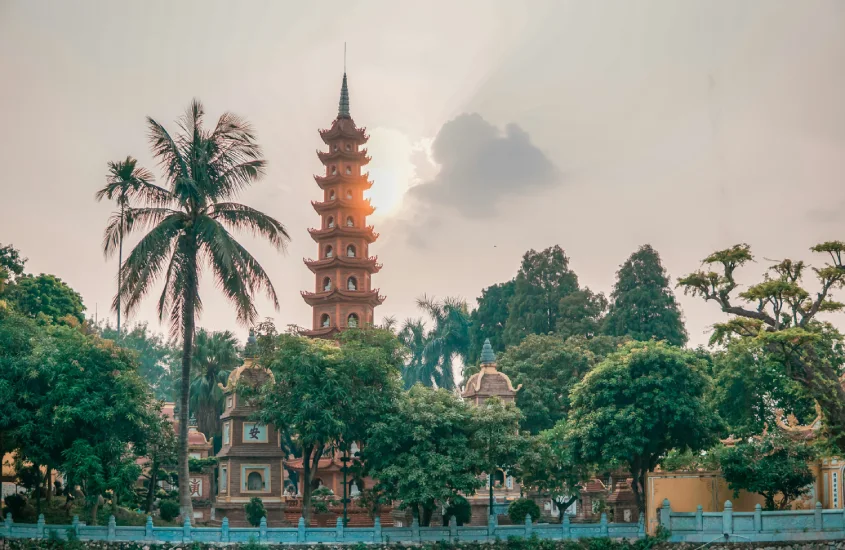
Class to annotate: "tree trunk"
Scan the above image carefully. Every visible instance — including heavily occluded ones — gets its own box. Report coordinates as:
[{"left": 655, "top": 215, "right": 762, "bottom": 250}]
[
  {"left": 145, "top": 469, "right": 158, "bottom": 514},
  {"left": 117, "top": 202, "right": 123, "bottom": 334},
  {"left": 177, "top": 287, "right": 196, "bottom": 521},
  {"left": 46, "top": 467, "right": 52, "bottom": 503},
  {"left": 629, "top": 466, "right": 646, "bottom": 517},
  {"left": 90, "top": 496, "right": 99, "bottom": 526},
  {"left": 302, "top": 445, "right": 313, "bottom": 526},
  {"left": 421, "top": 503, "right": 434, "bottom": 527}
]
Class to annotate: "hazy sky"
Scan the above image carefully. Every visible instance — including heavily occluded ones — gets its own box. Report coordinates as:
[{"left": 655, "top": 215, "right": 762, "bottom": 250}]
[{"left": 1, "top": 0, "right": 844, "bottom": 348}]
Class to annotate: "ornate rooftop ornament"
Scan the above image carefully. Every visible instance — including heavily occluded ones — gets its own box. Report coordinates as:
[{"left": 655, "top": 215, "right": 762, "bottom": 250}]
[
  {"left": 480, "top": 338, "right": 496, "bottom": 365},
  {"left": 338, "top": 73, "right": 350, "bottom": 119}
]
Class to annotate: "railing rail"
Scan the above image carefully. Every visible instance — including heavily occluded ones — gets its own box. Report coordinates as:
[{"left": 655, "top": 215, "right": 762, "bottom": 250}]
[
  {"left": 660, "top": 499, "right": 845, "bottom": 543},
  {"left": 0, "top": 513, "right": 644, "bottom": 544}
]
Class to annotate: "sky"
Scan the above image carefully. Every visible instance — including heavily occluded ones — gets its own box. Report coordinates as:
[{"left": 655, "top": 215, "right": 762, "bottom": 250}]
[{"left": 1, "top": 0, "right": 844, "bottom": 348}]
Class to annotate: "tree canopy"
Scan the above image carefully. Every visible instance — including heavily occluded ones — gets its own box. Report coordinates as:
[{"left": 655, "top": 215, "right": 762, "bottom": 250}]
[
  {"left": 603, "top": 244, "right": 687, "bottom": 346},
  {"left": 678, "top": 242, "right": 845, "bottom": 451},
  {"left": 5, "top": 273, "right": 85, "bottom": 323},
  {"left": 564, "top": 341, "right": 720, "bottom": 514},
  {"left": 362, "top": 385, "right": 484, "bottom": 526},
  {"left": 98, "top": 321, "right": 179, "bottom": 401},
  {"left": 468, "top": 280, "right": 515, "bottom": 363}
]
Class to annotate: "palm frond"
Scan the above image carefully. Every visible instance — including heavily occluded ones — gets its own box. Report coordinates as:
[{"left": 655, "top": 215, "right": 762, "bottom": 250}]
[{"left": 209, "top": 203, "right": 290, "bottom": 251}]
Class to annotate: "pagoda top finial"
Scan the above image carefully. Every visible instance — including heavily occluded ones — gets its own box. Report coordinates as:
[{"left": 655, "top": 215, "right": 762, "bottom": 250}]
[
  {"left": 480, "top": 339, "right": 496, "bottom": 365},
  {"left": 338, "top": 72, "right": 351, "bottom": 119}
]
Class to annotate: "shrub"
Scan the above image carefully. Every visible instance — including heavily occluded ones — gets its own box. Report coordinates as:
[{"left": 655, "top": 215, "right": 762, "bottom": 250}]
[
  {"left": 244, "top": 497, "right": 266, "bottom": 527},
  {"left": 443, "top": 496, "right": 472, "bottom": 526},
  {"left": 311, "top": 486, "right": 337, "bottom": 515},
  {"left": 158, "top": 500, "right": 180, "bottom": 522},
  {"left": 508, "top": 498, "right": 540, "bottom": 524},
  {"left": 3, "top": 494, "right": 27, "bottom": 519}
]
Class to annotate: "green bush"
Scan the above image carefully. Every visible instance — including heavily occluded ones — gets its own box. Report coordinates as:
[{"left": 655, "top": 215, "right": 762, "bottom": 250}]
[
  {"left": 443, "top": 496, "right": 472, "bottom": 526},
  {"left": 244, "top": 497, "right": 266, "bottom": 527},
  {"left": 158, "top": 500, "right": 180, "bottom": 522},
  {"left": 3, "top": 494, "right": 27, "bottom": 519},
  {"left": 508, "top": 498, "right": 541, "bottom": 524}
]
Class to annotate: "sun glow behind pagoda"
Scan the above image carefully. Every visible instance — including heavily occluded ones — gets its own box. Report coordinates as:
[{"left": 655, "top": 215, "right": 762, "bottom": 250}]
[{"left": 300, "top": 72, "right": 385, "bottom": 338}]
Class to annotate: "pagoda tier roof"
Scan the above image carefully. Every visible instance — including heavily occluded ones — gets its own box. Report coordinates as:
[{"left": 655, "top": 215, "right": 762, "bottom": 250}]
[
  {"left": 317, "top": 149, "right": 371, "bottom": 166},
  {"left": 300, "top": 326, "right": 340, "bottom": 338},
  {"left": 319, "top": 118, "right": 369, "bottom": 144},
  {"left": 303, "top": 255, "right": 383, "bottom": 274},
  {"left": 301, "top": 288, "right": 385, "bottom": 307},
  {"left": 312, "top": 198, "right": 375, "bottom": 216},
  {"left": 313, "top": 173, "right": 373, "bottom": 190},
  {"left": 308, "top": 225, "right": 379, "bottom": 243}
]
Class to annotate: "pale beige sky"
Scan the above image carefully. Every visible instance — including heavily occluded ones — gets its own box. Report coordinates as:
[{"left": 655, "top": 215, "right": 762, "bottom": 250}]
[{"left": 1, "top": 0, "right": 843, "bottom": 347}]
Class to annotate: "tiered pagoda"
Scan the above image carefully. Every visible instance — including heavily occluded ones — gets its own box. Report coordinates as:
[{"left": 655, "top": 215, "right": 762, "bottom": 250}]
[{"left": 301, "top": 72, "right": 384, "bottom": 337}]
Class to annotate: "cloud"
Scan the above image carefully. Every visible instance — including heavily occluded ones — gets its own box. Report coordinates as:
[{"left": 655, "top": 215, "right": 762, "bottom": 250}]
[{"left": 408, "top": 113, "right": 559, "bottom": 217}]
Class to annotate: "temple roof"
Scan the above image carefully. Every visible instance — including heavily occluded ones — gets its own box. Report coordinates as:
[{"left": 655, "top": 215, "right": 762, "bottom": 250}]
[
  {"left": 317, "top": 148, "right": 370, "bottom": 166},
  {"left": 301, "top": 288, "right": 385, "bottom": 307},
  {"left": 313, "top": 173, "right": 373, "bottom": 190},
  {"left": 308, "top": 225, "right": 379, "bottom": 243},
  {"left": 311, "top": 198, "right": 375, "bottom": 216},
  {"left": 303, "top": 255, "right": 382, "bottom": 274},
  {"left": 462, "top": 340, "right": 522, "bottom": 399},
  {"left": 218, "top": 358, "right": 274, "bottom": 393}
]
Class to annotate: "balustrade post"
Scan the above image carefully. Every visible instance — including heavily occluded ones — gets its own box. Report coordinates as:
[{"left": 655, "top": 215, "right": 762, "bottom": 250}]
[
  {"left": 297, "top": 517, "right": 306, "bottom": 543},
  {"left": 450, "top": 515, "right": 458, "bottom": 541},
  {"left": 4, "top": 512, "right": 12, "bottom": 538},
  {"left": 638, "top": 513, "right": 645, "bottom": 537},
  {"left": 73, "top": 515, "right": 81, "bottom": 539},
  {"left": 182, "top": 516, "right": 192, "bottom": 542},
  {"left": 37, "top": 514, "right": 45, "bottom": 539},
  {"left": 221, "top": 517, "right": 230, "bottom": 543},
  {"left": 525, "top": 514, "right": 533, "bottom": 538},
  {"left": 722, "top": 501, "right": 733, "bottom": 535},
  {"left": 107, "top": 515, "right": 116, "bottom": 541},
  {"left": 259, "top": 516, "right": 267, "bottom": 543},
  {"left": 754, "top": 504, "right": 762, "bottom": 533},
  {"left": 144, "top": 516, "right": 153, "bottom": 541},
  {"left": 374, "top": 517, "right": 382, "bottom": 543},
  {"left": 336, "top": 516, "right": 344, "bottom": 542},
  {"left": 600, "top": 513, "right": 608, "bottom": 536},
  {"left": 659, "top": 499, "right": 671, "bottom": 531},
  {"left": 411, "top": 516, "right": 419, "bottom": 542},
  {"left": 696, "top": 505, "right": 704, "bottom": 532},
  {"left": 561, "top": 514, "right": 571, "bottom": 539},
  {"left": 815, "top": 502, "right": 823, "bottom": 531}
]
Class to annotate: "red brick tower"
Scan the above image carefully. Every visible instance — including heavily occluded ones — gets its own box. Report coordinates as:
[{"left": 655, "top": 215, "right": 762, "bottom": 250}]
[{"left": 301, "top": 72, "right": 384, "bottom": 338}]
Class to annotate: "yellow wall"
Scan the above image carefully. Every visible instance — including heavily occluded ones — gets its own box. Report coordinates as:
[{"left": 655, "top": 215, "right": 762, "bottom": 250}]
[{"left": 2, "top": 453, "right": 14, "bottom": 478}]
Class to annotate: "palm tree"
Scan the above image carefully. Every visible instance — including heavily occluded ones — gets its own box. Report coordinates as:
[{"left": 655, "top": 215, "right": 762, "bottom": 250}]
[
  {"left": 190, "top": 329, "right": 240, "bottom": 438},
  {"left": 102, "top": 100, "right": 290, "bottom": 518},
  {"left": 95, "top": 157, "right": 156, "bottom": 333},
  {"left": 400, "top": 296, "right": 471, "bottom": 390}
]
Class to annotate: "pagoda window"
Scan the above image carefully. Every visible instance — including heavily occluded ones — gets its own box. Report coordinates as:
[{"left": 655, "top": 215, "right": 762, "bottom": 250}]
[
  {"left": 329, "top": 190, "right": 336, "bottom": 201},
  {"left": 325, "top": 245, "right": 333, "bottom": 258},
  {"left": 347, "top": 276, "right": 357, "bottom": 291},
  {"left": 323, "top": 277, "right": 332, "bottom": 291},
  {"left": 346, "top": 244, "right": 356, "bottom": 258},
  {"left": 330, "top": 165, "right": 337, "bottom": 175},
  {"left": 247, "top": 471, "right": 263, "bottom": 491},
  {"left": 493, "top": 470, "right": 505, "bottom": 487},
  {"left": 345, "top": 165, "right": 352, "bottom": 175},
  {"left": 346, "top": 216, "right": 354, "bottom": 227},
  {"left": 345, "top": 143, "right": 352, "bottom": 151},
  {"left": 327, "top": 216, "right": 335, "bottom": 228},
  {"left": 333, "top": 144, "right": 338, "bottom": 151},
  {"left": 345, "top": 190, "right": 353, "bottom": 200},
  {"left": 320, "top": 314, "right": 331, "bottom": 327},
  {"left": 347, "top": 313, "right": 359, "bottom": 328}
]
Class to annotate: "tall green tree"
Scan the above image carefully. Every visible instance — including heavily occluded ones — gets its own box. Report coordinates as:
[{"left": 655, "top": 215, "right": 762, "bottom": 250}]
[
  {"left": 468, "top": 280, "right": 515, "bottom": 363},
  {"left": 719, "top": 432, "right": 816, "bottom": 510},
  {"left": 0, "top": 307, "right": 38, "bottom": 471},
  {"left": 190, "top": 329, "right": 241, "bottom": 438},
  {"left": 105, "top": 100, "right": 291, "bottom": 518},
  {"left": 603, "top": 245, "right": 687, "bottom": 346},
  {"left": 564, "top": 341, "right": 720, "bottom": 514},
  {"left": 678, "top": 242, "right": 845, "bottom": 450},
  {"left": 5, "top": 273, "right": 85, "bottom": 323},
  {"left": 504, "top": 246, "right": 580, "bottom": 345},
  {"left": 98, "top": 321, "right": 179, "bottom": 400},
  {"left": 253, "top": 330, "right": 401, "bottom": 524},
  {"left": 362, "top": 385, "right": 483, "bottom": 526},
  {"left": 95, "top": 157, "right": 156, "bottom": 333},
  {"left": 398, "top": 318, "right": 428, "bottom": 389},
  {"left": 0, "top": 243, "right": 26, "bottom": 282}
]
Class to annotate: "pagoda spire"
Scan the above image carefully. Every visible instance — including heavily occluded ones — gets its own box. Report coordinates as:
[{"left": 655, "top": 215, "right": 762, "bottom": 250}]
[{"left": 338, "top": 73, "right": 350, "bottom": 119}]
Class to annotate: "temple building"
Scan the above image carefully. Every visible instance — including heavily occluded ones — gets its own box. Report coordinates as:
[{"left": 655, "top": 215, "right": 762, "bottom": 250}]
[{"left": 301, "top": 71, "right": 384, "bottom": 337}]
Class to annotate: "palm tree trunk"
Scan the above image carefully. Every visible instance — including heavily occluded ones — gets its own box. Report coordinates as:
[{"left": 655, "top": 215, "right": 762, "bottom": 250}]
[
  {"left": 117, "top": 201, "right": 123, "bottom": 333},
  {"left": 178, "top": 288, "right": 196, "bottom": 521}
]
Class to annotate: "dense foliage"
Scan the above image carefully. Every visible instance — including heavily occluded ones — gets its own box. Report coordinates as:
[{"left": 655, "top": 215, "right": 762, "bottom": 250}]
[
  {"left": 564, "top": 341, "right": 720, "bottom": 514},
  {"left": 5, "top": 274, "right": 86, "bottom": 324},
  {"left": 244, "top": 497, "right": 267, "bottom": 527},
  {"left": 507, "top": 498, "right": 541, "bottom": 524},
  {"left": 720, "top": 432, "right": 817, "bottom": 510},
  {"left": 97, "top": 321, "right": 178, "bottom": 401},
  {"left": 603, "top": 245, "right": 687, "bottom": 346}
]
